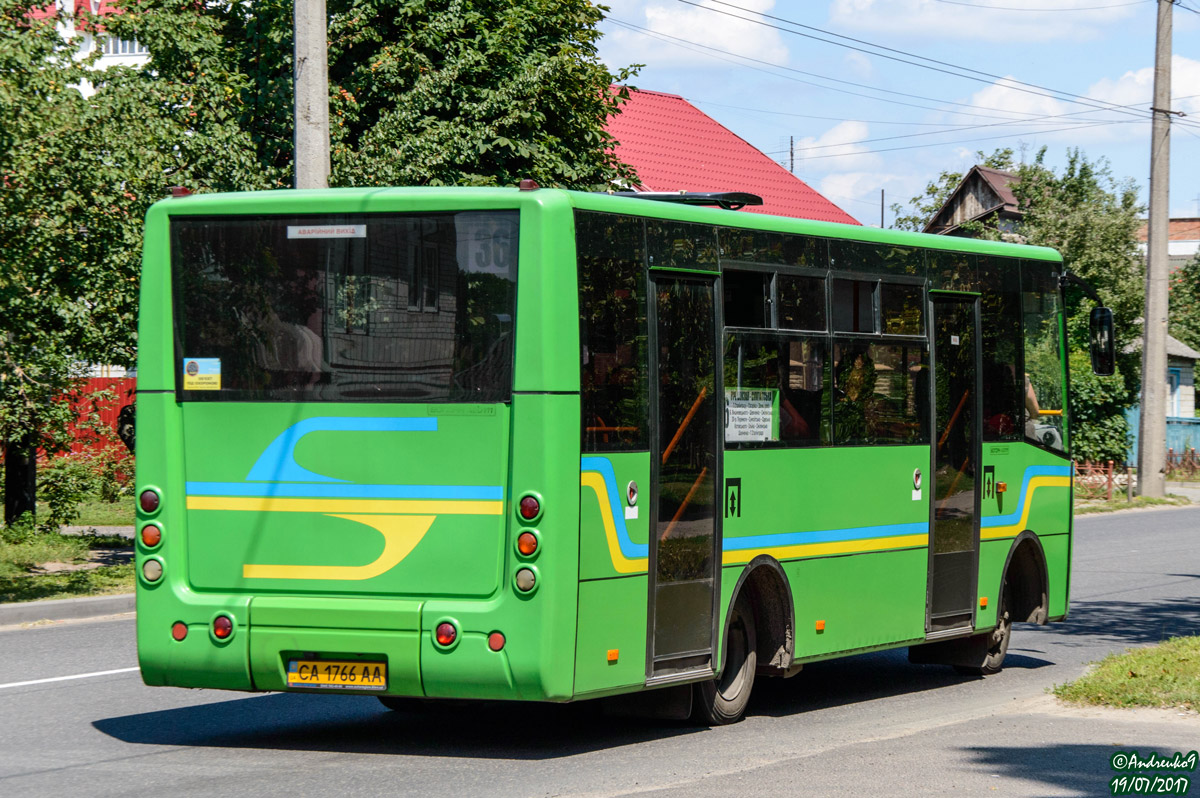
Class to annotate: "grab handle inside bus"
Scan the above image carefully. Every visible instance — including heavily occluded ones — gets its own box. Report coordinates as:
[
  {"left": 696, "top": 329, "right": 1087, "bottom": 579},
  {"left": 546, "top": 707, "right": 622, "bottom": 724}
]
[{"left": 662, "top": 386, "right": 708, "bottom": 466}]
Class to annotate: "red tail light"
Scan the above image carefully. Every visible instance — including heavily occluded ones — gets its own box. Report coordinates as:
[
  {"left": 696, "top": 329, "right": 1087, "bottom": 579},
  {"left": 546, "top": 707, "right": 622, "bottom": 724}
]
[
  {"left": 139, "top": 490, "right": 160, "bottom": 514},
  {"left": 488, "top": 632, "right": 506, "bottom": 652},
  {"left": 435, "top": 622, "right": 457, "bottom": 646},
  {"left": 518, "top": 495, "right": 540, "bottom": 520},
  {"left": 171, "top": 622, "right": 188, "bottom": 641},
  {"left": 213, "top": 615, "right": 233, "bottom": 639}
]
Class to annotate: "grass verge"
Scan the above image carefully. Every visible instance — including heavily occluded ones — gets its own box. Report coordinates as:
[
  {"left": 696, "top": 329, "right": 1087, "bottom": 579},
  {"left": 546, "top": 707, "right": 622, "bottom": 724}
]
[
  {"left": 37, "top": 499, "right": 135, "bottom": 527},
  {"left": 1054, "top": 637, "right": 1200, "bottom": 710},
  {"left": 1075, "top": 494, "right": 1191, "bottom": 515},
  {"left": 0, "top": 530, "right": 134, "bottom": 604}
]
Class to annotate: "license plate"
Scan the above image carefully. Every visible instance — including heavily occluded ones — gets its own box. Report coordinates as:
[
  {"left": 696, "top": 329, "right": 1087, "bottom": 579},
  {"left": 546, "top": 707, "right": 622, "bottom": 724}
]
[{"left": 287, "top": 659, "right": 387, "bottom": 690}]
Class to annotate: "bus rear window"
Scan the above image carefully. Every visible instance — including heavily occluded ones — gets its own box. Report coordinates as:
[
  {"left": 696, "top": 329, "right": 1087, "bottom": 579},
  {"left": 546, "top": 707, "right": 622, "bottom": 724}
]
[{"left": 170, "top": 212, "right": 518, "bottom": 403}]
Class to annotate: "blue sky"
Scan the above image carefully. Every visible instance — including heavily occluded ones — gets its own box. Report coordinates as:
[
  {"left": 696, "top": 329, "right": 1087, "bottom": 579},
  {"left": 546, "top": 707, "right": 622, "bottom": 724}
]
[{"left": 595, "top": 0, "right": 1200, "bottom": 227}]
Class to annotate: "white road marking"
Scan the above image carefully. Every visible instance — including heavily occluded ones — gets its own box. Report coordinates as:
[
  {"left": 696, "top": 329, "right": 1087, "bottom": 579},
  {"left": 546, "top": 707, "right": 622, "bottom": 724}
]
[{"left": 0, "top": 667, "right": 139, "bottom": 690}]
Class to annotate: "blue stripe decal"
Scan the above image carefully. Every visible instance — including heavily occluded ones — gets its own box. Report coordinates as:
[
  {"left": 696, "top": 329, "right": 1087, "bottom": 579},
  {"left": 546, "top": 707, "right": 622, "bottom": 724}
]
[
  {"left": 245, "top": 417, "right": 439, "bottom": 483},
  {"left": 185, "top": 482, "right": 503, "bottom": 500},
  {"left": 722, "top": 521, "right": 929, "bottom": 551},
  {"left": 980, "top": 464, "right": 1072, "bottom": 528},
  {"left": 580, "top": 457, "right": 649, "bottom": 559}
]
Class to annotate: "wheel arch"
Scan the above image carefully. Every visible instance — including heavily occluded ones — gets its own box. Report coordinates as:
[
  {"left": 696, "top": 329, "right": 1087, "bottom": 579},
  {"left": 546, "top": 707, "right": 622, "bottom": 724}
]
[
  {"left": 999, "top": 530, "right": 1050, "bottom": 625},
  {"left": 719, "top": 555, "right": 795, "bottom": 678}
]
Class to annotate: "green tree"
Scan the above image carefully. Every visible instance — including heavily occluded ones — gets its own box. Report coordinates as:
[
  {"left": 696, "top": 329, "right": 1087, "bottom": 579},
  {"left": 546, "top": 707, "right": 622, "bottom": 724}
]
[
  {"left": 0, "top": 2, "right": 164, "bottom": 523},
  {"left": 1169, "top": 254, "right": 1200, "bottom": 356},
  {"left": 104, "top": 0, "right": 639, "bottom": 190}
]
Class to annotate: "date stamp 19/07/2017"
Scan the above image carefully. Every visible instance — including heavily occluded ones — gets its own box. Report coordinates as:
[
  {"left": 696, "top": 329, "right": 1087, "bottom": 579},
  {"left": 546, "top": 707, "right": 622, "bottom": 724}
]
[{"left": 1110, "top": 751, "right": 1197, "bottom": 796}]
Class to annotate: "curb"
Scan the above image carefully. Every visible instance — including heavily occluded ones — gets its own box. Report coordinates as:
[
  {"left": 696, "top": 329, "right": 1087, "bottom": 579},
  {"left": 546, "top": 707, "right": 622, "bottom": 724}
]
[{"left": 0, "top": 593, "right": 134, "bottom": 626}]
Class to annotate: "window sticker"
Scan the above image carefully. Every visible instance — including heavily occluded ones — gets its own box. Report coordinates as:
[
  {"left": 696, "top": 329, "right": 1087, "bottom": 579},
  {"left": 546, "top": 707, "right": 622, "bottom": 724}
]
[
  {"left": 182, "top": 358, "right": 221, "bottom": 390},
  {"left": 724, "top": 389, "right": 779, "bottom": 442},
  {"left": 286, "top": 224, "right": 366, "bottom": 239}
]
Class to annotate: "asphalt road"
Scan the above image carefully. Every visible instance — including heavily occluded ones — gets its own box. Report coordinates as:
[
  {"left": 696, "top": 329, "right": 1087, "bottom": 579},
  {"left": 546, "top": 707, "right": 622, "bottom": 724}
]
[{"left": 2, "top": 507, "right": 1199, "bottom": 797}]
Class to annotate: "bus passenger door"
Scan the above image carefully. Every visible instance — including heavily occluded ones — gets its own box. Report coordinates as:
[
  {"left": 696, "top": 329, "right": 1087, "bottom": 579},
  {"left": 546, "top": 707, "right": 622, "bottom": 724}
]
[
  {"left": 647, "top": 276, "right": 721, "bottom": 680},
  {"left": 927, "top": 295, "right": 982, "bottom": 634}
]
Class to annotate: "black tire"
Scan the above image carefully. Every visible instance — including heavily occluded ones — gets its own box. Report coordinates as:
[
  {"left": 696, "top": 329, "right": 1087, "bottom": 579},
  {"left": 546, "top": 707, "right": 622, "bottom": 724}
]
[
  {"left": 954, "top": 587, "right": 1012, "bottom": 676},
  {"left": 694, "top": 595, "right": 757, "bottom": 725}
]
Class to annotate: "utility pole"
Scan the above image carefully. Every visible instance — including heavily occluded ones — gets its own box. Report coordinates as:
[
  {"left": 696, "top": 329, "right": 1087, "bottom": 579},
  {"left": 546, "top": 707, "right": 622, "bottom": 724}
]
[
  {"left": 789, "top": 136, "right": 794, "bottom": 174},
  {"left": 294, "top": 0, "right": 330, "bottom": 189},
  {"left": 1137, "top": 0, "right": 1173, "bottom": 497},
  {"left": 880, "top": 189, "right": 885, "bottom": 228}
]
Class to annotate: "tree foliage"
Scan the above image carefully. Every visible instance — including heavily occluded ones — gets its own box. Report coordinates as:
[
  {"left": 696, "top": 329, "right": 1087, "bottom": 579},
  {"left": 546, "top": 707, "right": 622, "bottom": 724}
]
[
  {"left": 104, "top": 0, "right": 639, "bottom": 190},
  {"left": 1169, "top": 254, "right": 1200, "bottom": 358},
  {"left": 2, "top": 0, "right": 636, "bottom": 522}
]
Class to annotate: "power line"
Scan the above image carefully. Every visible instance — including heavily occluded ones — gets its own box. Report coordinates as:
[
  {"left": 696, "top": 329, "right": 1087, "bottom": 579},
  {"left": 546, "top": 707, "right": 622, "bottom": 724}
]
[
  {"left": 684, "top": 0, "right": 1156, "bottom": 122},
  {"left": 609, "top": 18, "right": 1107, "bottom": 123},
  {"left": 932, "top": 0, "right": 1150, "bottom": 10},
  {"left": 789, "top": 119, "right": 1130, "bottom": 161}
]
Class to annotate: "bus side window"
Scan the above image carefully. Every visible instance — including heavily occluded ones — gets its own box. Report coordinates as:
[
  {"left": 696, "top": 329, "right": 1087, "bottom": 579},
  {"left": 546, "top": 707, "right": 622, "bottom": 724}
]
[
  {"left": 577, "top": 212, "right": 649, "bottom": 453},
  {"left": 1021, "top": 261, "right": 1066, "bottom": 453},
  {"left": 832, "top": 340, "right": 929, "bottom": 445},
  {"left": 979, "top": 257, "right": 1024, "bottom": 442},
  {"left": 724, "top": 332, "right": 830, "bottom": 447},
  {"left": 723, "top": 270, "right": 771, "bottom": 328},
  {"left": 832, "top": 279, "right": 877, "bottom": 334}
]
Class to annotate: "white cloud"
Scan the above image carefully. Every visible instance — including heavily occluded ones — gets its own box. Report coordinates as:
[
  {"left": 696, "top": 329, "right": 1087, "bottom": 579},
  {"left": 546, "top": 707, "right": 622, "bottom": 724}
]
[
  {"left": 828, "top": 0, "right": 1137, "bottom": 43},
  {"left": 948, "top": 56, "right": 1200, "bottom": 149},
  {"left": 600, "top": 0, "right": 790, "bottom": 69},
  {"left": 795, "top": 121, "right": 881, "bottom": 172},
  {"left": 1088, "top": 56, "right": 1200, "bottom": 118},
  {"left": 842, "top": 50, "right": 874, "bottom": 80}
]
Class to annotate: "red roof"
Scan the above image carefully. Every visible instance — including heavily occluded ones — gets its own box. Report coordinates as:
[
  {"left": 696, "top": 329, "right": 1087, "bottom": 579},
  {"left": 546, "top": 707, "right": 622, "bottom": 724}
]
[{"left": 606, "top": 88, "right": 858, "bottom": 225}]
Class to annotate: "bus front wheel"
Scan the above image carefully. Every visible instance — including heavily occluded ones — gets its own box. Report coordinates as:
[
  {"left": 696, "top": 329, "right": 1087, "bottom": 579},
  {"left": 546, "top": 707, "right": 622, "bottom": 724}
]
[
  {"left": 955, "top": 590, "right": 1011, "bottom": 676},
  {"left": 694, "top": 595, "right": 757, "bottom": 725}
]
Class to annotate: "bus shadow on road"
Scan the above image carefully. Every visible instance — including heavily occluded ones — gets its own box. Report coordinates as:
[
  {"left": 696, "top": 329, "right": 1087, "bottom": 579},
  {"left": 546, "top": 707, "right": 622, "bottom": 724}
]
[
  {"left": 93, "top": 692, "right": 704, "bottom": 757},
  {"left": 1036, "top": 591, "right": 1200, "bottom": 647},
  {"left": 93, "top": 646, "right": 1054, "bottom": 754},
  {"left": 748, "top": 645, "right": 1052, "bottom": 718}
]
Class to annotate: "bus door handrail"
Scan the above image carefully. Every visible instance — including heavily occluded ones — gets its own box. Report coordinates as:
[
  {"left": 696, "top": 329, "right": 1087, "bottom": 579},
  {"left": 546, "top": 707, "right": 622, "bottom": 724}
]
[
  {"left": 661, "top": 386, "right": 709, "bottom": 466},
  {"left": 936, "top": 390, "right": 970, "bottom": 453},
  {"left": 661, "top": 466, "right": 709, "bottom": 541}
]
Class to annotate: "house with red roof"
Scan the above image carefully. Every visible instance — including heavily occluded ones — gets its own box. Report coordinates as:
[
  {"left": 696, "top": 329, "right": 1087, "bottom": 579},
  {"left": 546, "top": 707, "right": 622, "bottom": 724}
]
[{"left": 606, "top": 88, "right": 858, "bottom": 225}]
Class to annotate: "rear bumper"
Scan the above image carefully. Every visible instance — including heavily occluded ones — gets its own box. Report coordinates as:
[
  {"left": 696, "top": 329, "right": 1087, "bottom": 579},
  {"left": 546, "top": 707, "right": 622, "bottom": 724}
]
[{"left": 138, "top": 592, "right": 525, "bottom": 700}]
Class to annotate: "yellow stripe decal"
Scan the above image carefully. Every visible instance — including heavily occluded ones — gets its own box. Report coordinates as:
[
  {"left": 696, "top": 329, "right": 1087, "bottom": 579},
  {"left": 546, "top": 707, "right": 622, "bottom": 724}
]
[
  {"left": 722, "top": 533, "right": 929, "bottom": 566},
  {"left": 187, "top": 496, "right": 502, "bottom": 515},
  {"left": 243, "top": 515, "right": 435, "bottom": 580},
  {"left": 581, "top": 472, "right": 647, "bottom": 574},
  {"left": 980, "top": 476, "right": 1071, "bottom": 540}
]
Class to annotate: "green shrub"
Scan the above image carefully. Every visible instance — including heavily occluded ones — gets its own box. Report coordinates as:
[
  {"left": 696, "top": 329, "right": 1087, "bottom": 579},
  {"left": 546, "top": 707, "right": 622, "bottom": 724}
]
[{"left": 1068, "top": 348, "right": 1133, "bottom": 464}]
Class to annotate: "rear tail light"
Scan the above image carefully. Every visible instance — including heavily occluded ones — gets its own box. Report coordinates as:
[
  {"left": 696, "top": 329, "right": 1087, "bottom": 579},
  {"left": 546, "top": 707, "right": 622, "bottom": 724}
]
[
  {"left": 435, "top": 622, "right": 457, "bottom": 646},
  {"left": 142, "top": 559, "right": 163, "bottom": 582},
  {"left": 518, "top": 495, "right": 540, "bottom": 521},
  {"left": 171, "top": 622, "right": 188, "bottom": 641},
  {"left": 517, "top": 531, "right": 538, "bottom": 556},
  {"left": 212, "top": 615, "right": 233, "bottom": 639},
  {"left": 140, "top": 525, "right": 162, "bottom": 547},
  {"left": 488, "top": 632, "right": 506, "bottom": 652},
  {"left": 139, "top": 489, "right": 160, "bottom": 514}
]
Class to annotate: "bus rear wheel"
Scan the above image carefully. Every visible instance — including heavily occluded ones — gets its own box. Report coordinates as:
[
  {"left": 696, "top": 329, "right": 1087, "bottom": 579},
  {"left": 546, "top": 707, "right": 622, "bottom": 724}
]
[{"left": 693, "top": 595, "right": 757, "bottom": 725}]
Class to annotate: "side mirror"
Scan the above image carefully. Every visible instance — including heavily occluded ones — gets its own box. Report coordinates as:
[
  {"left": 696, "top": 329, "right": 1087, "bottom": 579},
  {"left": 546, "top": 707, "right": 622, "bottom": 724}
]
[{"left": 1089, "top": 307, "right": 1115, "bottom": 376}]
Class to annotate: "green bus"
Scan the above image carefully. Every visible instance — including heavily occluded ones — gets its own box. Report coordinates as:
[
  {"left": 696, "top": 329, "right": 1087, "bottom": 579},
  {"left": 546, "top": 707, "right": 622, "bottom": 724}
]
[{"left": 134, "top": 185, "right": 1109, "bottom": 724}]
